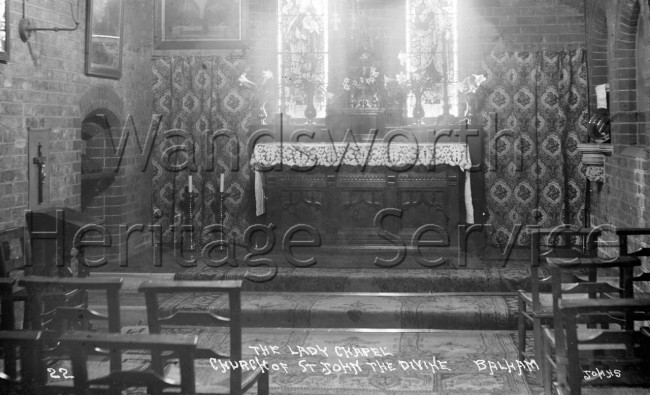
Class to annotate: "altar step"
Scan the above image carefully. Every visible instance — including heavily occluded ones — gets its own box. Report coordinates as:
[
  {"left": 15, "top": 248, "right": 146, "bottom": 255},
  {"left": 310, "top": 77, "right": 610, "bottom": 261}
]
[
  {"left": 90, "top": 269, "right": 523, "bottom": 330},
  {"left": 173, "top": 266, "right": 532, "bottom": 293},
  {"left": 162, "top": 291, "right": 517, "bottom": 330},
  {"left": 89, "top": 286, "right": 517, "bottom": 331}
]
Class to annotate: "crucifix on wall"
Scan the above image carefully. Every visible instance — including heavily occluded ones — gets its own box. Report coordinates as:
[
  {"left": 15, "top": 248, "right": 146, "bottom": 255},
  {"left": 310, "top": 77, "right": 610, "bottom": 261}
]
[
  {"left": 33, "top": 143, "right": 46, "bottom": 204},
  {"left": 28, "top": 129, "right": 51, "bottom": 208}
]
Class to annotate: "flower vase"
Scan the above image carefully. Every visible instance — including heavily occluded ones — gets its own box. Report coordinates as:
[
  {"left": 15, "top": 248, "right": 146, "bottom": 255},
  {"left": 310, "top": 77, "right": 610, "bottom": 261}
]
[
  {"left": 412, "top": 94, "right": 425, "bottom": 125},
  {"left": 257, "top": 102, "right": 268, "bottom": 125},
  {"left": 251, "top": 100, "right": 267, "bottom": 125},
  {"left": 304, "top": 92, "right": 317, "bottom": 125},
  {"left": 464, "top": 99, "right": 474, "bottom": 120}
]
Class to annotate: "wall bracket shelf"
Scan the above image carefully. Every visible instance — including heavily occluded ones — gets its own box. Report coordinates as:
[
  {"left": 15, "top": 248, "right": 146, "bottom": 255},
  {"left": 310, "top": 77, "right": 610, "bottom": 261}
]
[{"left": 577, "top": 143, "right": 612, "bottom": 182}]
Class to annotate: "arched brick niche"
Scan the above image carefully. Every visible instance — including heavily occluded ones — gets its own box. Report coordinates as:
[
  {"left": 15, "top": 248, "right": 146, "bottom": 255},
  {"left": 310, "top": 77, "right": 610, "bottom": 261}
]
[
  {"left": 79, "top": 86, "right": 125, "bottom": 126},
  {"left": 595, "top": 0, "right": 650, "bottom": 242},
  {"left": 77, "top": 86, "right": 150, "bottom": 266},
  {"left": 80, "top": 109, "right": 121, "bottom": 213},
  {"left": 636, "top": 1, "right": 650, "bottom": 146}
]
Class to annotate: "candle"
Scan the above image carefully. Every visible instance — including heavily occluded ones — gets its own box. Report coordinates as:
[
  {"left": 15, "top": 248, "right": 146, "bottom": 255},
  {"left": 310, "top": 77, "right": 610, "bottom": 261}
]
[
  {"left": 220, "top": 174, "right": 225, "bottom": 193},
  {"left": 188, "top": 175, "right": 192, "bottom": 192}
]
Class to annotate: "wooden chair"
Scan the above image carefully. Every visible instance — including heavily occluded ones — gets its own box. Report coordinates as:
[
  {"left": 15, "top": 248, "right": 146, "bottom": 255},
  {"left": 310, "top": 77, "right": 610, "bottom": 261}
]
[
  {"left": 552, "top": 299, "right": 650, "bottom": 395},
  {"left": 19, "top": 276, "right": 123, "bottom": 373},
  {"left": 0, "top": 279, "right": 20, "bottom": 385},
  {"left": 60, "top": 330, "right": 197, "bottom": 395},
  {"left": 541, "top": 255, "right": 641, "bottom": 394},
  {"left": 0, "top": 227, "right": 30, "bottom": 330},
  {"left": 0, "top": 330, "right": 46, "bottom": 394},
  {"left": 517, "top": 225, "right": 601, "bottom": 374},
  {"left": 616, "top": 228, "right": 650, "bottom": 294},
  {"left": 0, "top": 278, "right": 16, "bottom": 331},
  {"left": 138, "top": 280, "right": 270, "bottom": 395}
]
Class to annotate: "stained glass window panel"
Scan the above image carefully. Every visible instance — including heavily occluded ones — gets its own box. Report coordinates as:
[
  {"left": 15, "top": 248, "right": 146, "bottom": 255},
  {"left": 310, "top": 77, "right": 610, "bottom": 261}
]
[
  {"left": 278, "top": 0, "right": 329, "bottom": 119},
  {"left": 406, "top": 0, "right": 458, "bottom": 118}
]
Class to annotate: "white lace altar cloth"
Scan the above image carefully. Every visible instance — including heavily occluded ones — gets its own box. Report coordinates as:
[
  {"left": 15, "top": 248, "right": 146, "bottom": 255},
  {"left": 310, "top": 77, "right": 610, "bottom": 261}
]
[{"left": 251, "top": 142, "right": 474, "bottom": 223}]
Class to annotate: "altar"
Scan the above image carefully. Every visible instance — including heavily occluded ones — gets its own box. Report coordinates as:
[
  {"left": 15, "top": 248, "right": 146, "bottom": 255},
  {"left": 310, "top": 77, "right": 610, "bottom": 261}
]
[{"left": 250, "top": 125, "right": 485, "bottom": 258}]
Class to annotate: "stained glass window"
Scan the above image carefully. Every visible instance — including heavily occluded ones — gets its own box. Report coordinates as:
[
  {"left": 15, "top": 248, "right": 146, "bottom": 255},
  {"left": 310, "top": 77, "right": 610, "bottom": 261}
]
[
  {"left": 278, "top": 0, "right": 329, "bottom": 119},
  {"left": 406, "top": 0, "right": 458, "bottom": 118}
]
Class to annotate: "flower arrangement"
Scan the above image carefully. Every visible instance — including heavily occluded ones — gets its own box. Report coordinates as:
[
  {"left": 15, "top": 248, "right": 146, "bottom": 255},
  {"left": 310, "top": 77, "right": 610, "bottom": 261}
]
[
  {"left": 239, "top": 70, "right": 275, "bottom": 124},
  {"left": 385, "top": 51, "right": 442, "bottom": 107},
  {"left": 239, "top": 70, "right": 275, "bottom": 106},
  {"left": 342, "top": 51, "right": 383, "bottom": 109},
  {"left": 285, "top": 52, "right": 327, "bottom": 106},
  {"left": 457, "top": 73, "right": 487, "bottom": 117}
]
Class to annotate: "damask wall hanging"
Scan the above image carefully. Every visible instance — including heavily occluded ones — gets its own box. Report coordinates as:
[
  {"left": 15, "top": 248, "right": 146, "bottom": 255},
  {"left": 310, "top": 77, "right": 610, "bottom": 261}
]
[
  {"left": 478, "top": 50, "right": 589, "bottom": 246},
  {"left": 152, "top": 55, "right": 254, "bottom": 248}
]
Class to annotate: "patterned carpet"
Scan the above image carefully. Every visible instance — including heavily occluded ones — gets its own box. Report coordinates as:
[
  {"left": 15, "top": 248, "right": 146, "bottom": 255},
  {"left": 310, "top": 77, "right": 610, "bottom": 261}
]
[
  {"left": 174, "top": 266, "right": 532, "bottom": 293},
  {"left": 116, "top": 326, "right": 534, "bottom": 395},
  {"left": 156, "top": 291, "right": 518, "bottom": 330}
]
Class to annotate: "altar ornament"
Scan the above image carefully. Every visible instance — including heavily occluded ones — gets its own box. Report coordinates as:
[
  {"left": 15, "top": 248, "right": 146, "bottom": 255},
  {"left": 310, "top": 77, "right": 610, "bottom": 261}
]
[
  {"left": 239, "top": 70, "right": 274, "bottom": 125},
  {"left": 303, "top": 80, "right": 319, "bottom": 124},
  {"left": 458, "top": 73, "right": 487, "bottom": 120},
  {"left": 387, "top": 51, "right": 442, "bottom": 125},
  {"left": 181, "top": 177, "right": 199, "bottom": 253},
  {"left": 342, "top": 51, "right": 382, "bottom": 109}
]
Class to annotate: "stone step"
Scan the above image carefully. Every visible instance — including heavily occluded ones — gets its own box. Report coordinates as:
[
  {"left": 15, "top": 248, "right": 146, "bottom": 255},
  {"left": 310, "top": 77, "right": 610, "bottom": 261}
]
[
  {"left": 88, "top": 268, "right": 521, "bottom": 330},
  {"left": 93, "top": 245, "right": 531, "bottom": 273},
  {"left": 90, "top": 290, "right": 517, "bottom": 331},
  {"left": 173, "top": 266, "right": 532, "bottom": 293}
]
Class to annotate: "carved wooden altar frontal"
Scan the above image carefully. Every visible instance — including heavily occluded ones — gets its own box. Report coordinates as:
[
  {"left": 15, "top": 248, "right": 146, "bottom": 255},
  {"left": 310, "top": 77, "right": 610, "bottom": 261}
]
[
  {"left": 250, "top": 125, "right": 486, "bottom": 261},
  {"left": 264, "top": 166, "right": 462, "bottom": 247}
]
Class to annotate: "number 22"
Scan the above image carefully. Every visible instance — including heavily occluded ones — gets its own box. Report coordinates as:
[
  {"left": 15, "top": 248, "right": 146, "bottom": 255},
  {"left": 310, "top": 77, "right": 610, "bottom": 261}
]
[{"left": 47, "top": 368, "right": 74, "bottom": 379}]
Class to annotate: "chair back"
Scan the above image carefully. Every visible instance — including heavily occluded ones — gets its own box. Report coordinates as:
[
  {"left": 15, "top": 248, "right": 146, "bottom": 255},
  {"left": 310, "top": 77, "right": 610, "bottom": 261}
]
[
  {"left": 0, "top": 228, "right": 29, "bottom": 331},
  {"left": 558, "top": 299, "right": 650, "bottom": 395},
  {"left": 19, "top": 276, "right": 122, "bottom": 332},
  {"left": 0, "top": 227, "right": 28, "bottom": 279},
  {"left": 616, "top": 228, "right": 650, "bottom": 294},
  {"left": 0, "top": 279, "right": 15, "bottom": 331},
  {"left": 19, "top": 276, "right": 123, "bottom": 369},
  {"left": 138, "top": 280, "right": 244, "bottom": 392},
  {"left": 527, "top": 225, "right": 600, "bottom": 311},
  {"left": 547, "top": 254, "right": 640, "bottom": 391},
  {"left": 0, "top": 330, "right": 46, "bottom": 394},
  {"left": 61, "top": 330, "right": 197, "bottom": 395}
]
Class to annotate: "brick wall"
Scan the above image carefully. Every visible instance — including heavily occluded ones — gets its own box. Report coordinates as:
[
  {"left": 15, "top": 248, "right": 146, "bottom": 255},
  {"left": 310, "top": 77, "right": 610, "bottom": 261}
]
[
  {"left": 458, "top": 0, "right": 586, "bottom": 77},
  {"left": 0, "top": 0, "right": 153, "bottom": 261},
  {"left": 587, "top": 0, "right": 650, "bottom": 282}
]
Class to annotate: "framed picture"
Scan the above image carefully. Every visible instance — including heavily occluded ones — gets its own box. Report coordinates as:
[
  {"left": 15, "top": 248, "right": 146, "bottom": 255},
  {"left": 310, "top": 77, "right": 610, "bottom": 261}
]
[
  {"left": 85, "top": 0, "right": 123, "bottom": 79},
  {"left": 155, "top": 0, "right": 247, "bottom": 50},
  {"left": 0, "top": 0, "right": 9, "bottom": 62}
]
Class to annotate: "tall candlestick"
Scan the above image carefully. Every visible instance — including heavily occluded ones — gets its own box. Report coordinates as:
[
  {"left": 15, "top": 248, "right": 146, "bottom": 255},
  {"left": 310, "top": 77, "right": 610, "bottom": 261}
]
[
  {"left": 220, "top": 174, "right": 225, "bottom": 193},
  {"left": 188, "top": 175, "right": 192, "bottom": 192}
]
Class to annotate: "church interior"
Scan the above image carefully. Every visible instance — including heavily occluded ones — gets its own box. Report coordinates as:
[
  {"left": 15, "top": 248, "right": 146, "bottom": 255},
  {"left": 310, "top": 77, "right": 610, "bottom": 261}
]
[{"left": 1, "top": 0, "right": 650, "bottom": 394}]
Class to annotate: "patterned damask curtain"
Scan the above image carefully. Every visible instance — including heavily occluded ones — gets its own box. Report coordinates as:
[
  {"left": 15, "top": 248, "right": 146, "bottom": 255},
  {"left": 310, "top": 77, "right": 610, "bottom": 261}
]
[
  {"left": 478, "top": 50, "right": 588, "bottom": 246},
  {"left": 151, "top": 55, "right": 254, "bottom": 248},
  {"left": 279, "top": 0, "right": 328, "bottom": 118}
]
